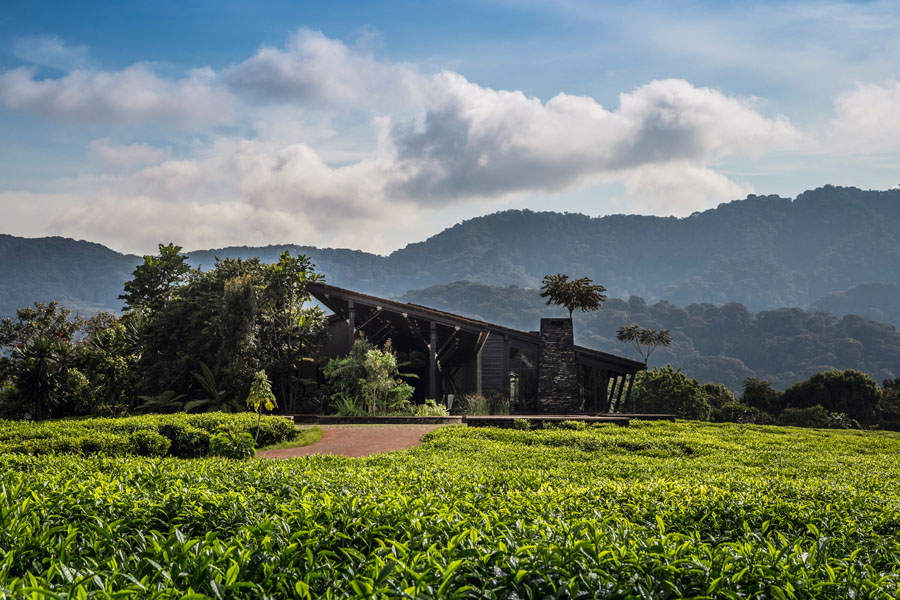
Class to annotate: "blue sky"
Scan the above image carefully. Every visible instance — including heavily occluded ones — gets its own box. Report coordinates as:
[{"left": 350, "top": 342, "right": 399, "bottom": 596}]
[{"left": 1, "top": 0, "right": 898, "bottom": 254}]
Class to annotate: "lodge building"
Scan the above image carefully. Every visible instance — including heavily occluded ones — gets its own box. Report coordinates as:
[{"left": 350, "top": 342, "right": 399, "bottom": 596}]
[{"left": 308, "top": 282, "right": 644, "bottom": 413}]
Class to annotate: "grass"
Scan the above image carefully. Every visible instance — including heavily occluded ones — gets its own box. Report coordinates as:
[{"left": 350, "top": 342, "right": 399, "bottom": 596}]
[
  {"left": 0, "top": 421, "right": 898, "bottom": 597},
  {"left": 257, "top": 426, "right": 323, "bottom": 451}
]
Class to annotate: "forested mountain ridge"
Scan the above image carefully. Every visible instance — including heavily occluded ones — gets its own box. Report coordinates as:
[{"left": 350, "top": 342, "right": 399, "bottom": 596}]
[
  {"left": 0, "top": 235, "right": 138, "bottom": 317},
  {"left": 185, "top": 185, "right": 900, "bottom": 314},
  {"left": 399, "top": 280, "right": 900, "bottom": 393},
  {"left": 3, "top": 185, "right": 900, "bottom": 323}
]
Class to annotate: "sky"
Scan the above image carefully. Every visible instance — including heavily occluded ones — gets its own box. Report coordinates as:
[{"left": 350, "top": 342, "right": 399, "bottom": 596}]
[{"left": 0, "top": 0, "right": 898, "bottom": 255}]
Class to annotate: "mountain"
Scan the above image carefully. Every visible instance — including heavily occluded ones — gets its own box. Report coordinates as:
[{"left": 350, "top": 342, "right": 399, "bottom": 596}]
[
  {"left": 399, "top": 281, "right": 900, "bottom": 392},
  {"left": 0, "top": 235, "right": 138, "bottom": 317},
  {"left": 810, "top": 283, "right": 900, "bottom": 328},
  {"left": 3, "top": 185, "right": 900, "bottom": 321},
  {"left": 185, "top": 185, "right": 900, "bottom": 313}
]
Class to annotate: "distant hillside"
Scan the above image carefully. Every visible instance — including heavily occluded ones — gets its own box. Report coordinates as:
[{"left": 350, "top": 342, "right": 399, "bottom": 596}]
[
  {"left": 399, "top": 281, "right": 900, "bottom": 392},
  {"left": 0, "top": 235, "right": 137, "bottom": 317},
  {"left": 811, "top": 283, "right": 900, "bottom": 328},
  {"left": 187, "top": 185, "right": 900, "bottom": 312},
  {"left": 3, "top": 185, "right": 900, "bottom": 323}
]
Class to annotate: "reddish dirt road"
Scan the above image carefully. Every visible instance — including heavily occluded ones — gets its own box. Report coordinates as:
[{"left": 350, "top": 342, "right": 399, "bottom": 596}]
[{"left": 257, "top": 425, "right": 443, "bottom": 459}]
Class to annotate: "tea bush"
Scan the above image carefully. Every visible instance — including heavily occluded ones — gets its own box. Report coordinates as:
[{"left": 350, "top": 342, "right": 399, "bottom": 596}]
[
  {"left": 0, "top": 422, "right": 898, "bottom": 597},
  {"left": 0, "top": 412, "right": 296, "bottom": 458}
]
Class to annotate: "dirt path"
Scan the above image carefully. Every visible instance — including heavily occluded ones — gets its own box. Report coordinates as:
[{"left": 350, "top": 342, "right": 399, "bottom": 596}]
[{"left": 257, "top": 425, "right": 443, "bottom": 459}]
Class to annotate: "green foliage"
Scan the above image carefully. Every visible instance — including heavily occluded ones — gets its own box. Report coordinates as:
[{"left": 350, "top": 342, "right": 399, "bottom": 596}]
[
  {"left": 209, "top": 426, "right": 256, "bottom": 460},
  {"left": 0, "top": 412, "right": 295, "bottom": 457},
  {"left": 540, "top": 273, "right": 607, "bottom": 318},
  {"left": 129, "top": 249, "right": 326, "bottom": 414},
  {"left": 780, "top": 369, "right": 881, "bottom": 424},
  {"left": 414, "top": 398, "right": 449, "bottom": 417},
  {"left": 778, "top": 405, "right": 854, "bottom": 429},
  {"left": 558, "top": 420, "right": 588, "bottom": 431},
  {"left": 185, "top": 362, "right": 243, "bottom": 413},
  {"left": 247, "top": 370, "right": 277, "bottom": 441},
  {"left": 0, "top": 423, "right": 899, "bottom": 596},
  {"left": 713, "top": 402, "right": 770, "bottom": 425},
  {"left": 324, "top": 339, "right": 416, "bottom": 415},
  {"left": 512, "top": 418, "right": 530, "bottom": 430},
  {"left": 741, "top": 377, "right": 782, "bottom": 414},
  {"left": 119, "top": 242, "right": 192, "bottom": 313},
  {"left": 129, "top": 429, "right": 172, "bottom": 457},
  {"left": 629, "top": 366, "right": 712, "bottom": 420}
]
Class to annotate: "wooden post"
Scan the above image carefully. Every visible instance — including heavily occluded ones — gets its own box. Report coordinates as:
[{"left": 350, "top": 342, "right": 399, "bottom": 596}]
[
  {"left": 624, "top": 373, "right": 636, "bottom": 413},
  {"left": 599, "top": 369, "right": 608, "bottom": 413},
  {"left": 429, "top": 321, "right": 437, "bottom": 399},
  {"left": 347, "top": 300, "right": 355, "bottom": 350}
]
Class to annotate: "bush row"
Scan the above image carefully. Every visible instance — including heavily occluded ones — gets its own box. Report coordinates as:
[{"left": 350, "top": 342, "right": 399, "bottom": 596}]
[{"left": 0, "top": 412, "right": 297, "bottom": 458}]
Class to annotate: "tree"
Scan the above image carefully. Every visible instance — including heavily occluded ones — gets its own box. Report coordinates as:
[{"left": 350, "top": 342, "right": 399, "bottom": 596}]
[
  {"left": 184, "top": 362, "right": 243, "bottom": 413},
  {"left": 780, "top": 369, "right": 881, "bottom": 424},
  {"left": 616, "top": 323, "right": 672, "bottom": 366},
  {"left": 257, "top": 252, "right": 327, "bottom": 412},
  {"left": 0, "top": 302, "right": 83, "bottom": 420},
  {"left": 120, "top": 243, "right": 192, "bottom": 313},
  {"left": 628, "top": 366, "right": 712, "bottom": 420},
  {"left": 246, "top": 370, "right": 277, "bottom": 442},
  {"left": 539, "top": 274, "right": 607, "bottom": 318},
  {"left": 740, "top": 377, "right": 781, "bottom": 415}
]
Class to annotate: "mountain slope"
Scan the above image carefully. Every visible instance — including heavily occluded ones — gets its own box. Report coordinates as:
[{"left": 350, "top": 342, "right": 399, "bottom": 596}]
[
  {"left": 3, "top": 185, "right": 900, "bottom": 321},
  {"left": 0, "top": 235, "right": 138, "bottom": 317}
]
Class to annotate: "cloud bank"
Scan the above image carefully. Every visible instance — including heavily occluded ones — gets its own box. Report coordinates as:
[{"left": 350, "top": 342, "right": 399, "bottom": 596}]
[{"left": 0, "top": 29, "right": 891, "bottom": 254}]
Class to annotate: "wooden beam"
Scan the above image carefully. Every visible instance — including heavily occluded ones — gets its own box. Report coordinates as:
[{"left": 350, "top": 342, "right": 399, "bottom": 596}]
[{"left": 355, "top": 306, "right": 383, "bottom": 332}]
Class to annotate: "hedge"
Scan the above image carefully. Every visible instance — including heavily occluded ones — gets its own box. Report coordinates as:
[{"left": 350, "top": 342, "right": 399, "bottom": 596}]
[{"left": 0, "top": 412, "right": 296, "bottom": 458}]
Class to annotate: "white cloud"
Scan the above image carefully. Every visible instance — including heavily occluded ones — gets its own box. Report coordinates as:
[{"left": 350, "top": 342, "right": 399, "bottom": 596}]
[
  {"left": 620, "top": 163, "right": 754, "bottom": 216},
  {"left": 12, "top": 35, "right": 88, "bottom": 71},
  {"left": 224, "top": 28, "right": 427, "bottom": 110},
  {"left": 386, "top": 74, "right": 799, "bottom": 209},
  {"left": 88, "top": 139, "right": 169, "bottom": 170},
  {"left": 0, "top": 65, "right": 235, "bottom": 127},
  {"left": 830, "top": 79, "right": 900, "bottom": 153}
]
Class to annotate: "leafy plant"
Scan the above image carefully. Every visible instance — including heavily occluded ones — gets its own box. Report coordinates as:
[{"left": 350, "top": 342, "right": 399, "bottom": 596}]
[
  {"left": 539, "top": 273, "right": 607, "bottom": 318},
  {"left": 209, "top": 426, "right": 256, "bottom": 459},
  {"left": 246, "top": 370, "right": 277, "bottom": 441},
  {"left": 414, "top": 399, "right": 449, "bottom": 417},
  {"left": 185, "top": 362, "right": 243, "bottom": 413}
]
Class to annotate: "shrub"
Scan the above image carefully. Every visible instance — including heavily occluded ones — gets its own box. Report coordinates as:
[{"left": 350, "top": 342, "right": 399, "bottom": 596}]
[
  {"left": 780, "top": 369, "right": 881, "bottom": 425},
  {"left": 779, "top": 405, "right": 834, "bottom": 429},
  {"left": 713, "top": 402, "right": 769, "bottom": 425},
  {"left": 629, "top": 366, "right": 712, "bottom": 420},
  {"left": 209, "top": 427, "right": 256, "bottom": 460},
  {"left": 415, "top": 399, "right": 449, "bottom": 417},
  {"left": 558, "top": 420, "right": 587, "bottom": 431},
  {"left": 129, "top": 430, "right": 171, "bottom": 457},
  {"left": 0, "top": 412, "right": 295, "bottom": 458},
  {"left": 512, "top": 418, "right": 530, "bottom": 430}
]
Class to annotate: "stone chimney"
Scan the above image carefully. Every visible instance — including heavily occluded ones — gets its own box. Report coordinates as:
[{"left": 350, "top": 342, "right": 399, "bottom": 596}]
[{"left": 537, "top": 318, "right": 579, "bottom": 413}]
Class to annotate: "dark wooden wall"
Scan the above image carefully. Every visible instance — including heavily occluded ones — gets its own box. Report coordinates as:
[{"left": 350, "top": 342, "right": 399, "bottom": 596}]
[{"left": 480, "top": 335, "right": 508, "bottom": 397}]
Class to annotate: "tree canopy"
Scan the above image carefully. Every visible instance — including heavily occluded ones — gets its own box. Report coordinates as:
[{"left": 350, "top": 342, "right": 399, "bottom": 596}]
[{"left": 539, "top": 274, "right": 607, "bottom": 318}]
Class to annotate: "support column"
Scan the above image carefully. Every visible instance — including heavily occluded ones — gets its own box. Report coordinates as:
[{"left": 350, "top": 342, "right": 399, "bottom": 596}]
[
  {"left": 347, "top": 300, "right": 356, "bottom": 350},
  {"left": 624, "top": 373, "right": 636, "bottom": 413},
  {"left": 429, "top": 321, "right": 437, "bottom": 399}
]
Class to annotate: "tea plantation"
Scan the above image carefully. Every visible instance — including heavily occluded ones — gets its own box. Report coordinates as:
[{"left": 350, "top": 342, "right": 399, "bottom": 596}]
[{"left": 1, "top": 422, "right": 899, "bottom": 598}]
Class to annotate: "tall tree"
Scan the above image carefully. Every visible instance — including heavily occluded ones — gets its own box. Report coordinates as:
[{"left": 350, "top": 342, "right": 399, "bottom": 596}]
[
  {"left": 616, "top": 323, "right": 672, "bottom": 366},
  {"left": 120, "top": 243, "right": 192, "bottom": 313},
  {"left": 539, "top": 274, "right": 607, "bottom": 318},
  {"left": 257, "top": 252, "right": 327, "bottom": 412}
]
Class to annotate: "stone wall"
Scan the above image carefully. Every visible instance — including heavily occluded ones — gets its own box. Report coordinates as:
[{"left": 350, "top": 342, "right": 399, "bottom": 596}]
[{"left": 537, "top": 318, "right": 580, "bottom": 412}]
